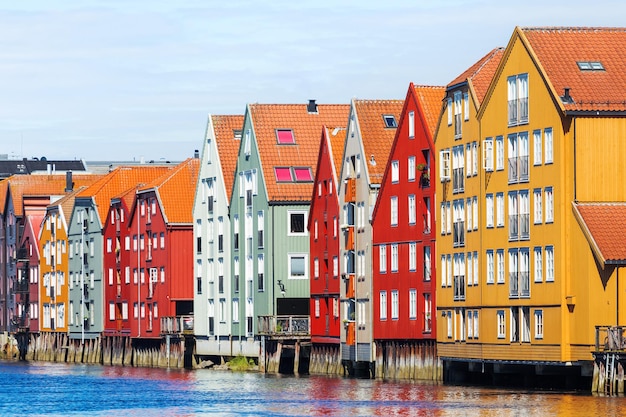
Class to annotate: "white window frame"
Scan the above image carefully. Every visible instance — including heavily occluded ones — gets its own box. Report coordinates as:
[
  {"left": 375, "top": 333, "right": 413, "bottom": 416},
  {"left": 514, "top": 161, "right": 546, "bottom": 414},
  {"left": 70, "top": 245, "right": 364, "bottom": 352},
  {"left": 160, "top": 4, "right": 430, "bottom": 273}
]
[
  {"left": 545, "top": 246, "right": 554, "bottom": 282},
  {"left": 391, "top": 244, "right": 398, "bottom": 273},
  {"left": 409, "top": 242, "right": 417, "bottom": 272},
  {"left": 496, "top": 136, "right": 504, "bottom": 171},
  {"left": 544, "top": 128, "right": 553, "bottom": 164},
  {"left": 390, "top": 196, "right": 398, "bottom": 227},
  {"left": 408, "top": 156, "right": 415, "bottom": 182},
  {"left": 408, "top": 111, "right": 415, "bottom": 138},
  {"left": 534, "top": 309, "right": 544, "bottom": 339},
  {"left": 534, "top": 247, "right": 543, "bottom": 283},
  {"left": 379, "top": 244, "right": 387, "bottom": 274},
  {"left": 288, "top": 253, "right": 308, "bottom": 280},
  {"left": 391, "top": 160, "right": 399, "bottom": 183},
  {"left": 287, "top": 211, "right": 308, "bottom": 236},
  {"left": 486, "top": 250, "right": 494, "bottom": 284},
  {"left": 533, "top": 129, "right": 542, "bottom": 166},
  {"left": 380, "top": 291, "right": 387, "bottom": 321},
  {"left": 486, "top": 194, "right": 494, "bottom": 228},
  {"left": 408, "top": 194, "right": 416, "bottom": 225},
  {"left": 391, "top": 290, "right": 399, "bottom": 320}
]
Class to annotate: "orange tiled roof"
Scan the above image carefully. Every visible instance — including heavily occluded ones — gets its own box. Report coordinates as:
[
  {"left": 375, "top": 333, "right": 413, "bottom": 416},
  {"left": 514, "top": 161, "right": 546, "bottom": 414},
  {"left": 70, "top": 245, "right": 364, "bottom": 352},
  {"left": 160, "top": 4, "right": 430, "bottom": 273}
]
[
  {"left": 521, "top": 27, "right": 626, "bottom": 112},
  {"left": 328, "top": 126, "right": 347, "bottom": 182},
  {"left": 2, "top": 173, "right": 102, "bottom": 217},
  {"left": 249, "top": 103, "right": 349, "bottom": 202},
  {"left": 212, "top": 115, "right": 244, "bottom": 202},
  {"left": 77, "top": 166, "right": 174, "bottom": 223},
  {"left": 413, "top": 85, "right": 446, "bottom": 137},
  {"left": 573, "top": 202, "right": 626, "bottom": 267},
  {"left": 138, "top": 158, "right": 200, "bottom": 224},
  {"left": 354, "top": 99, "right": 404, "bottom": 184},
  {"left": 448, "top": 48, "right": 504, "bottom": 106},
  {"left": 52, "top": 186, "right": 89, "bottom": 224}
]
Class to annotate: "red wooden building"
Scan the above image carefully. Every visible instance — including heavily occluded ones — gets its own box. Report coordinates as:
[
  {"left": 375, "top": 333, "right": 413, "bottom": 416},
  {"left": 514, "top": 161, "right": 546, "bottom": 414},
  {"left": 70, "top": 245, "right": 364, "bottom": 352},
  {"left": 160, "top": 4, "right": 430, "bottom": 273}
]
[
  {"left": 308, "top": 126, "right": 346, "bottom": 347},
  {"left": 371, "top": 84, "right": 444, "bottom": 344},
  {"left": 17, "top": 213, "right": 42, "bottom": 334},
  {"left": 127, "top": 158, "right": 199, "bottom": 339}
]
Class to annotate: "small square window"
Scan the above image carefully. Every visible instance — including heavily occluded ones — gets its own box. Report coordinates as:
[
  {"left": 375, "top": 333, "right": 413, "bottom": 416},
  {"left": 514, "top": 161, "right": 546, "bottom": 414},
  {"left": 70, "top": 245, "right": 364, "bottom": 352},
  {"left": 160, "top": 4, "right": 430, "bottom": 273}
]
[
  {"left": 383, "top": 115, "right": 397, "bottom": 128},
  {"left": 293, "top": 167, "right": 313, "bottom": 182},
  {"left": 289, "top": 212, "right": 306, "bottom": 235},
  {"left": 276, "top": 129, "right": 295, "bottom": 144},
  {"left": 275, "top": 167, "right": 292, "bottom": 182}
]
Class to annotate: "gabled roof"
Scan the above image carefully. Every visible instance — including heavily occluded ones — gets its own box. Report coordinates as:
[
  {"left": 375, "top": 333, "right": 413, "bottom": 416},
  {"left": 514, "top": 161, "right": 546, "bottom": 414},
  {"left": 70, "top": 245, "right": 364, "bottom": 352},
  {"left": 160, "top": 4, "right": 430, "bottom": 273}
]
[
  {"left": 76, "top": 165, "right": 173, "bottom": 224},
  {"left": 520, "top": 27, "right": 626, "bottom": 113},
  {"left": 2, "top": 173, "right": 102, "bottom": 217},
  {"left": 573, "top": 202, "right": 626, "bottom": 268},
  {"left": 248, "top": 103, "right": 349, "bottom": 202},
  {"left": 48, "top": 186, "right": 90, "bottom": 228},
  {"left": 353, "top": 99, "right": 404, "bottom": 184},
  {"left": 138, "top": 158, "right": 200, "bottom": 224},
  {"left": 413, "top": 85, "right": 447, "bottom": 138},
  {"left": 448, "top": 48, "right": 505, "bottom": 106},
  {"left": 212, "top": 115, "right": 244, "bottom": 202}
]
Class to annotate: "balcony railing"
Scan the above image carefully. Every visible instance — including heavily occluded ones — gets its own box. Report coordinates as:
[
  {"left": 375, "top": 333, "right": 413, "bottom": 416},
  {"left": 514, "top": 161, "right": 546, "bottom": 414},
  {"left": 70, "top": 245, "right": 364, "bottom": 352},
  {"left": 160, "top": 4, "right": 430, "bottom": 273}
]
[
  {"left": 161, "top": 315, "right": 194, "bottom": 335},
  {"left": 257, "top": 315, "right": 310, "bottom": 336},
  {"left": 596, "top": 326, "right": 626, "bottom": 351}
]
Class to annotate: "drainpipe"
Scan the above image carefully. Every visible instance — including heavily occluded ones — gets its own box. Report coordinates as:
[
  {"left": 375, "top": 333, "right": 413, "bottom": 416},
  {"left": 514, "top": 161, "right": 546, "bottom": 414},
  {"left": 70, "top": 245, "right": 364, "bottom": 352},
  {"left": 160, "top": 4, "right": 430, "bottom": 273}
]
[
  {"left": 137, "top": 198, "right": 141, "bottom": 338},
  {"left": 573, "top": 117, "right": 577, "bottom": 202}
]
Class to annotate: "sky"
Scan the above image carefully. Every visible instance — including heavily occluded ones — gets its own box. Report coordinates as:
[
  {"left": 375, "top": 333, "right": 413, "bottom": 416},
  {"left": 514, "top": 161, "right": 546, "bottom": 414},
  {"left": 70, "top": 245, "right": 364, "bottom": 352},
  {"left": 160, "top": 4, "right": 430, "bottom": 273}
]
[{"left": 1, "top": 0, "right": 625, "bottom": 163}]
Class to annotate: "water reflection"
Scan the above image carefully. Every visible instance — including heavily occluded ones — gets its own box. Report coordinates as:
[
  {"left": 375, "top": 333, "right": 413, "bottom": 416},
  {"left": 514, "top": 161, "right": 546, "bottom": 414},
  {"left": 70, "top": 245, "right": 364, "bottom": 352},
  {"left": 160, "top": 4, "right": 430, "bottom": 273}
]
[{"left": 0, "top": 361, "right": 623, "bottom": 417}]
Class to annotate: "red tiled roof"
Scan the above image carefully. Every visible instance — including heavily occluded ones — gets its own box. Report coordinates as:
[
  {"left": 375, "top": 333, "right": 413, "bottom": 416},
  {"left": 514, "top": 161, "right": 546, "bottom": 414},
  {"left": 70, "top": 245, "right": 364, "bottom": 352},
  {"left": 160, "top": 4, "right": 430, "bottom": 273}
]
[
  {"left": 413, "top": 85, "right": 446, "bottom": 137},
  {"left": 354, "top": 99, "right": 404, "bottom": 184},
  {"left": 2, "top": 174, "right": 102, "bottom": 217},
  {"left": 448, "top": 48, "right": 504, "bottom": 106},
  {"left": 249, "top": 103, "right": 349, "bottom": 202},
  {"left": 138, "top": 158, "right": 200, "bottom": 224},
  {"left": 521, "top": 27, "right": 626, "bottom": 112},
  {"left": 77, "top": 166, "right": 174, "bottom": 223},
  {"left": 212, "top": 115, "right": 244, "bottom": 202},
  {"left": 573, "top": 202, "right": 626, "bottom": 267}
]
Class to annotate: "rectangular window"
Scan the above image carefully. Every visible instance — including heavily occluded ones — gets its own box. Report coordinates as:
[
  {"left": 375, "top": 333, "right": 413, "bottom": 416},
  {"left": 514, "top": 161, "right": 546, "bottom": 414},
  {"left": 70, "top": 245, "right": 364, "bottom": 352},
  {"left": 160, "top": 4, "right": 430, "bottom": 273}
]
[
  {"left": 275, "top": 167, "right": 293, "bottom": 182},
  {"left": 509, "top": 248, "right": 530, "bottom": 298},
  {"left": 314, "top": 258, "right": 319, "bottom": 280},
  {"left": 441, "top": 255, "right": 447, "bottom": 288},
  {"left": 533, "top": 129, "right": 542, "bottom": 165},
  {"left": 440, "top": 203, "right": 447, "bottom": 235},
  {"left": 379, "top": 244, "right": 387, "bottom": 274},
  {"left": 507, "top": 73, "right": 529, "bottom": 126},
  {"left": 408, "top": 111, "right": 415, "bottom": 138},
  {"left": 466, "top": 197, "right": 473, "bottom": 232},
  {"left": 409, "top": 242, "right": 417, "bottom": 272},
  {"left": 424, "top": 197, "right": 431, "bottom": 233},
  {"left": 424, "top": 293, "right": 432, "bottom": 331},
  {"left": 464, "top": 92, "right": 469, "bottom": 121},
  {"left": 534, "top": 247, "right": 543, "bottom": 283},
  {"left": 472, "top": 141, "right": 478, "bottom": 176},
  {"left": 408, "top": 156, "right": 415, "bottom": 181},
  {"left": 333, "top": 256, "right": 338, "bottom": 277},
  {"left": 446, "top": 254, "right": 452, "bottom": 287},
  {"left": 390, "top": 196, "right": 398, "bottom": 226},
  {"left": 497, "top": 249, "right": 505, "bottom": 284},
  {"left": 467, "top": 252, "right": 473, "bottom": 286},
  {"left": 391, "top": 244, "right": 398, "bottom": 273},
  {"left": 391, "top": 160, "right": 399, "bottom": 183},
  {"left": 440, "top": 149, "right": 451, "bottom": 181},
  {"left": 452, "top": 145, "right": 465, "bottom": 193},
  {"left": 408, "top": 195, "right": 416, "bottom": 225},
  {"left": 483, "top": 138, "right": 494, "bottom": 171},
  {"left": 276, "top": 129, "right": 295, "bottom": 144},
  {"left": 473, "top": 252, "right": 479, "bottom": 286},
  {"left": 497, "top": 310, "right": 506, "bottom": 339},
  {"left": 486, "top": 194, "right": 494, "bottom": 228},
  {"left": 447, "top": 311, "right": 453, "bottom": 338},
  {"left": 454, "top": 91, "right": 462, "bottom": 138},
  {"left": 453, "top": 253, "right": 466, "bottom": 301},
  {"left": 453, "top": 199, "right": 465, "bottom": 247},
  {"left": 545, "top": 246, "right": 554, "bottom": 282},
  {"left": 534, "top": 310, "right": 544, "bottom": 339},
  {"left": 257, "top": 211, "right": 264, "bottom": 248},
  {"left": 486, "top": 250, "right": 494, "bottom": 284},
  {"left": 409, "top": 289, "right": 417, "bottom": 320},
  {"left": 446, "top": 202, "right": 451, "bottom": 234},
  {"left": 533, "top": 189, "right": 543, "bottom": 224},
  {"left": 544, "top": 128, "right": 553, "bottom": 164},
  {"left": 447, "top": 98, "right": 453, "bottom": 126},
  {"left": 424, "top": 246, "right": 431, "bottom": 281},
  {"left": 496, "top": 136, "right": 504, "bottom": 171},
  {"left": 380, "top": 291, "right": 387, "bottom": 321},
  {"left": 391, "top": 290, "right": 399, "bottom": 320},
  {"left": 257, "top": 255, "right": 264, "bottom": 291},
  {"left": 496, "top": 192, "right": 504, "bottom": 228},
  {"left": 466, "top": 143, "right": 472, "bottom": 178},
  {"left": 545, "top": 187, "right": 554, "bottom": 223},
  {"left": 288, "top": 212, "right": 307, "bottom": 235},
  {"left": 294, "top": 167, "right": 313, "bottom": 182},
  {"left": 289, "top": 254, "right": 307, "bottom": 279},
  {"left": 314, "top": 298, "right": 320, "bottom": 318}
]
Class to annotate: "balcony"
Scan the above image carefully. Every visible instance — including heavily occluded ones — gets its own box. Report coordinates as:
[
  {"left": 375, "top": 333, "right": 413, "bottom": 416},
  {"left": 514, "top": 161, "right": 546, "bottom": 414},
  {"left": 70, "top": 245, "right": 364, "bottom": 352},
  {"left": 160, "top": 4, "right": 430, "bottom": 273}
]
[
  {"left": 345, "top": 178, "right": 356, "bottom": 202},
  {"left": 257, "top": 315, "right": 310, "bottom": 337},
  {"left": 345, "top": 321, "right": 355, "bottom": 345},
  {"left": 596, "top": 326, "right": 626, "bottom": 351},
  {"left": 161, "top": 315, "right": 194, "bottom": 335}
]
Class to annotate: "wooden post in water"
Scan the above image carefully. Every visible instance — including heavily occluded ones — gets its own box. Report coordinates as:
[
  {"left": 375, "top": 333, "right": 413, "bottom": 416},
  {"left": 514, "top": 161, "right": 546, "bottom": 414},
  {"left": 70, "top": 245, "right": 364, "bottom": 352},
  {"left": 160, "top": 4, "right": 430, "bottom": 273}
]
[{"left": 293, "top": 342, "right": 300, "bottom": 376}]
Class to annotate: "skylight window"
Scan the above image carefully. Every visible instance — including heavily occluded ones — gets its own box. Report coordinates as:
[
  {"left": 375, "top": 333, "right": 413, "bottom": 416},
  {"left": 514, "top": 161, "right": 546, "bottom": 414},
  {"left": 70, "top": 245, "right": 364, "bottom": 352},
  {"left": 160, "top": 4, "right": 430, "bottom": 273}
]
[
  {"left": 275, "top": 167, "right": 293, "bottom": 182},
  {"left": 276, "top": 129, "right": 295, "bottom": 144},
  {"left": 577, "top": 61, "right": 605, "bottom": 71},
  {"left": 383, "top": 115, "right": 397, "bottom": 128},
  {"left": 293, "top": 167, "right": 313, "bottom": 182}
]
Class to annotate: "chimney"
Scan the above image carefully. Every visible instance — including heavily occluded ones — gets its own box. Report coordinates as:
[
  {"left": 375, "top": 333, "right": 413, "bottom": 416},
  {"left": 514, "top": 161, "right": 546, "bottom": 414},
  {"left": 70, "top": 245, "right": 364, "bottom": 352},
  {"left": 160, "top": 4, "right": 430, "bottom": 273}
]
[
  {"left": 194, "top": 149, "right": 200, "bottom": 159},
  {"left": 562, "top": 87, "right": 573, "bottom": 104},
  {"left": 65, "top": 171, "right": 73, "bottom": 192},
  {"left": 307, "top": 99, "right": 318, "bottom": 114}
]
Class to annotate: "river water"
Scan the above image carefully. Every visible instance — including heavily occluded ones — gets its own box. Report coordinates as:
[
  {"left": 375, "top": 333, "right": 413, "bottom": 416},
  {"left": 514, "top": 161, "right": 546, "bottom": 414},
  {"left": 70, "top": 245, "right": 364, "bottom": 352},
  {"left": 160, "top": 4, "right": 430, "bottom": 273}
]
[{"left": 0, "top": 361, "right": 622, "bottom": 417}]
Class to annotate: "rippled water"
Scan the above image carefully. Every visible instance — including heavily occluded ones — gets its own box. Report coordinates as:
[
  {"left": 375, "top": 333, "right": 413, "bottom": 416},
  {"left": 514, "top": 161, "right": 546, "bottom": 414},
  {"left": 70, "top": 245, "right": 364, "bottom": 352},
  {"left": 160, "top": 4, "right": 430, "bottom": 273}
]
[{"left": 0, "top": 361, "right": 622, "bottom": 416}]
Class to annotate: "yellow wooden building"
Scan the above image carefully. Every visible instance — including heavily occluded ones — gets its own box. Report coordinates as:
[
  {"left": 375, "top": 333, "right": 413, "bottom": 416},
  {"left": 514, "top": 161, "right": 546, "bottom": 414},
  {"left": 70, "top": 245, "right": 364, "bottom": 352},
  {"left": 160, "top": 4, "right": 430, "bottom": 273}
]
[{"left": 436, "top": 27, "right": 626, "bottom": 389}]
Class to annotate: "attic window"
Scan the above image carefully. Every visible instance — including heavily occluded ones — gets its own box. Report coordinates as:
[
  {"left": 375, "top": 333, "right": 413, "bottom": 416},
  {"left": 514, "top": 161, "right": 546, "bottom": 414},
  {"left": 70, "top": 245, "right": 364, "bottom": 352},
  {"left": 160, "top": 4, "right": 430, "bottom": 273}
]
[
  {"left": 233, "top": 130, "right": 242, "bottom": 140},
  {"left": 275, "top": 167, "right": 293, "bottom": 182},
  {"left": 383, "top": 115, "right": 397, "bottom": 128},
  {"left": 276, "top": 129, "right": 295, "bottom": 144},
  {"left": 293, "top": 167, "right": 313, "bottom": 182},
  {"left": 577, "top": 61, "right": 604, "bottom": 71}
]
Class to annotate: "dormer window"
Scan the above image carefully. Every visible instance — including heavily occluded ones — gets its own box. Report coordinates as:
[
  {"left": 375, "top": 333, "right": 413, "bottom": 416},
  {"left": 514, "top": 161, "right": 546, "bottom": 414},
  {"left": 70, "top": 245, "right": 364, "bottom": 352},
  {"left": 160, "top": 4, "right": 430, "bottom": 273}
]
[
  {"left": 276, "top": 129, "right": 295, "bottom": 144},
  {"left": 577, "top": 61, "right": 604, "bottom": 71},
  {"left": 383, "top": 115, "right": 397, "bottom": 128}
]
